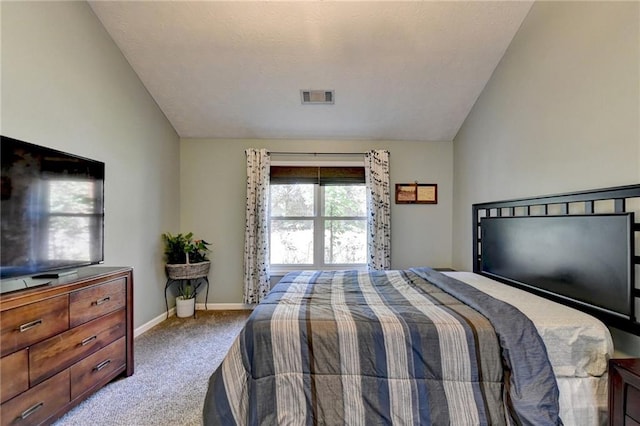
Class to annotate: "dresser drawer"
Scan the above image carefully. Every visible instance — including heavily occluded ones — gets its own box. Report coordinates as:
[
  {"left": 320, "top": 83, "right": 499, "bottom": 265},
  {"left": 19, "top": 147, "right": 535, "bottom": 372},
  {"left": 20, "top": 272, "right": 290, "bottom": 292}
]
[
  {"left": 626, "top": 416, "right": 640, "bottom": 426},
  {"left": 0, "top": 295, "right": 69, "bottom": 357},
  {"left": 69, "top": 278, "right": 126, "bottom": 327},
  {"left": 0, "top": 369, "right": 70, "bottom": 426},
  {"left": 29, "top": 309, "right": 126, "bottom": 385},
  {"left": 70, "top": 337, "right": 126, "bottom": 399},
  {"left": 627, "top": 382, "right": 640, "bottom": 423},
  {"left": 0, "top": 349, "right": 28, "bottom": 404}
]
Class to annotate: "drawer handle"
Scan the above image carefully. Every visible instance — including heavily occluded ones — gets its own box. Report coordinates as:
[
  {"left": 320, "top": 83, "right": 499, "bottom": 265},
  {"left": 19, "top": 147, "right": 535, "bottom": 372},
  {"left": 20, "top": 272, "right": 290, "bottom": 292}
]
[
  {"left": 93, "top": 296, "right": 111, "bottom": 306},
  {"left": 18, "top": 319, "right": 42, "bottom": 332},
  {"left": 81, "top": 335, "right": 98, "bottom": 346},
  {"left": 19, "top": 402, "right": 44, "bottom": 420},
  {"left": 94, "top": 359, "right": 111, "bottom": 372}
]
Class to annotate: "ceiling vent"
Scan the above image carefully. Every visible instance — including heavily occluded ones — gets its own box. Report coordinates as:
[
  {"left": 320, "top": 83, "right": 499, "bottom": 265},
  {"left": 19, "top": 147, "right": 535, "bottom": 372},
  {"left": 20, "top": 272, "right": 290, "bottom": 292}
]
[{"left": 301, "top": 90, "right": 334, "bottom": 105}]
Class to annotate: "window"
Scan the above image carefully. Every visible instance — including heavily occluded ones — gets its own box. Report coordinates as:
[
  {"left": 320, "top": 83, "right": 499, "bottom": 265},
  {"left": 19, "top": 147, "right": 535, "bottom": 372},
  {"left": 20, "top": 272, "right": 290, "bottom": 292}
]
[{"left": 269, "top": 165, "right": 367, "bottom": 271}]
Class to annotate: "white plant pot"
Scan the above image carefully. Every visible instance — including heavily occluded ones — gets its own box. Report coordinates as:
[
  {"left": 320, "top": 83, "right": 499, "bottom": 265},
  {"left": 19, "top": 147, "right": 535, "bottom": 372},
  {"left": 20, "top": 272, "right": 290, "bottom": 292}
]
[{"left": 176, "top": 296, "right": 195, "bottom": 318}]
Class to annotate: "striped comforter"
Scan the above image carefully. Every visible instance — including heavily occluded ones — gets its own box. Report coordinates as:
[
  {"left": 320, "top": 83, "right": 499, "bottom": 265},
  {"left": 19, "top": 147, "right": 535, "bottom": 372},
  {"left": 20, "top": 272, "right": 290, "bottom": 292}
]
[{"left": 203, "top": 268, "right": 561, "bottom": 425}]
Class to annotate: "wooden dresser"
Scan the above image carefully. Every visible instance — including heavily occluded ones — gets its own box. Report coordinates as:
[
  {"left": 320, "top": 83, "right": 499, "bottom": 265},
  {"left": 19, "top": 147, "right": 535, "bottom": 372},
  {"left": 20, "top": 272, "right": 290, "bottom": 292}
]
[
  {"left": 609, "top": 358, "right": 640, "bottom": 426},
  {"left": 0, "top": 267, "right": 133, "bottom": 426}
]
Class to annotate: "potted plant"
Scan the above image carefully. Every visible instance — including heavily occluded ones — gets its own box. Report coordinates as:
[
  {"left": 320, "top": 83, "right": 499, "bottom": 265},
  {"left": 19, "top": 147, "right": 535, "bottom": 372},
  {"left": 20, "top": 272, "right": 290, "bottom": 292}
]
[
  {"left": 162, "top": 232, "right": 211, "bottom": 277},
  {"left": 162, "top": 232, "right": 211, "bottom": 318},
  {"left": 175, "top": 282, "right": 196, "bottom": 318}
]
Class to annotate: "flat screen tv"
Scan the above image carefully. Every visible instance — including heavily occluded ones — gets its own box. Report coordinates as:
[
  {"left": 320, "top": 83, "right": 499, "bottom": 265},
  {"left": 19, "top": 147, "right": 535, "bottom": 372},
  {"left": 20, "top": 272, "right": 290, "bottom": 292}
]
[{"left": 1, "top": 136, "right": 105, "bottom": 279}]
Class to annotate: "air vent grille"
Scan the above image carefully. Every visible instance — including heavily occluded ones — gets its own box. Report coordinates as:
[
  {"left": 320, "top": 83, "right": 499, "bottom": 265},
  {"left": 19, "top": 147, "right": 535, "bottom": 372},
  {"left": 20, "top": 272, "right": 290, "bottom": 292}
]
[{"left": 301, "top": 90, "right": 334, "bottom": 104}]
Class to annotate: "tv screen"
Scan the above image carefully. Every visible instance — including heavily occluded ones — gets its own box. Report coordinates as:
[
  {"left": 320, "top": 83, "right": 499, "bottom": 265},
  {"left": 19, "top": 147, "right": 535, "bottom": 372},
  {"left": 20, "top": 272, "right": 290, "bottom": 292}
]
[
  {"left": 1, "top": 136, "right": 105, "bottom": 279},
  {"left": 480, "top": 214, "right": 633, "bottom": 318}
]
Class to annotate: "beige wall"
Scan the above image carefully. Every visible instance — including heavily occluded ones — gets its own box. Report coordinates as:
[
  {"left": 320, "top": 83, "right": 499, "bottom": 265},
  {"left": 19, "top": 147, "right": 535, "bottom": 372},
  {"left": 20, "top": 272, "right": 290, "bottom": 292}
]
[
  {"left": 1, "top": 1, "right": 181, "bottom": 328},
  {"left": 452, "top": 1, "right": 639, "bottom": 355},
  {"left": 181, "top": 138, "right": 453, "bottom": 303}
]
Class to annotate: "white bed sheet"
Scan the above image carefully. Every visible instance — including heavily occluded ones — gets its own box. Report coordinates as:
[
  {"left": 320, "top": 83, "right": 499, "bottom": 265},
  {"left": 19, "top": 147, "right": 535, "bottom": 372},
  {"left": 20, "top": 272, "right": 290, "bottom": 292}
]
[
  {"left": 444, "top": 272, "right": 613, "bottom": 426},
  {"left": 444, "top": 272, "right": 613, "bottom": 377},
  {"left": 557, "top": 376, "right": 608, "bottom": 426}
]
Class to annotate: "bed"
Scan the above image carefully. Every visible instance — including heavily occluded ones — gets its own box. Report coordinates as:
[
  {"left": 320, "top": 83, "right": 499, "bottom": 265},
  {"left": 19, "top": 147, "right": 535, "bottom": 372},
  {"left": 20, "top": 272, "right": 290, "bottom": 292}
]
[{"left": 203, "top": 185, "right": 640, "bottom": 425}]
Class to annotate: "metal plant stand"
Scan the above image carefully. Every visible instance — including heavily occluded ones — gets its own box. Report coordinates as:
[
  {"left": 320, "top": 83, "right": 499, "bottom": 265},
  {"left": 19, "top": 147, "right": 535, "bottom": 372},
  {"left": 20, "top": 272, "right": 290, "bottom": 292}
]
[{"left": 164, "top": 261, "right": 211, "bottom": 319}]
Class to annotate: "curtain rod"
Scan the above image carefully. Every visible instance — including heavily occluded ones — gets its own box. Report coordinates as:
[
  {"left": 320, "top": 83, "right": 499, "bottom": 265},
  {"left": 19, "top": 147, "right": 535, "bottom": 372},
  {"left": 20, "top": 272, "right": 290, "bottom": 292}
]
[{"left": 268, "top": 151, "right": 366, "bottom": 156}]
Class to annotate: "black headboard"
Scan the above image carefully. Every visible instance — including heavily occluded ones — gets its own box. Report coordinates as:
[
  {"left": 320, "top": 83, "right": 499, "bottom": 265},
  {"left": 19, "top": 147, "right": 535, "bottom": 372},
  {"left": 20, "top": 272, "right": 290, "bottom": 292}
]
[{"left": 473, "top": 184, "right": 640, "bottom": 335}]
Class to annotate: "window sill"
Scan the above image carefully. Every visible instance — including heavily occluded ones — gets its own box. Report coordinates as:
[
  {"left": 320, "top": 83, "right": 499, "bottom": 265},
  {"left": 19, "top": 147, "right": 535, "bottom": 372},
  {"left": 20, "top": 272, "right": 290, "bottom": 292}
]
[{"left": 270, "top": 265, "right": 367, "bottom": 277}]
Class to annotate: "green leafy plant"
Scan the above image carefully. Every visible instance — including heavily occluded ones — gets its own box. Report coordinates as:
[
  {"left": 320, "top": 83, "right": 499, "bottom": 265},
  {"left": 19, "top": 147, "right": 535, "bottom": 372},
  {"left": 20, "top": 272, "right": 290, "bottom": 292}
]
[
  {"left": 162, "top": 232, "right": 211, "bottom": 264},
  {"left": 178, "top": 282, "right": 195, "bottom": 300}
]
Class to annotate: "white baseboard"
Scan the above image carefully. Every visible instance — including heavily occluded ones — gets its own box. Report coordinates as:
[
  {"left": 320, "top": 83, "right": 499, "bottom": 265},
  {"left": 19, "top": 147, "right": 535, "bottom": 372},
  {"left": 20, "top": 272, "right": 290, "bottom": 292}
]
[
  {"left": 134, "top": 308, "right": 174, "bottom": 338},
  {"left": 196, "top": 302, "right": 255, "bottom": 311},
  {"left": 134, "top": 303, "right": 254, "bottom": 338}
]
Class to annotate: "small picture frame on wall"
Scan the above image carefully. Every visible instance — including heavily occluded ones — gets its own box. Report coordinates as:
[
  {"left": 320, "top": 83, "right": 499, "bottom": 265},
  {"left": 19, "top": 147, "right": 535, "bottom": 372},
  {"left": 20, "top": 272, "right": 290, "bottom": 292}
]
[{"left": 395, "top": 183, "right": 437, "bottom": 204}]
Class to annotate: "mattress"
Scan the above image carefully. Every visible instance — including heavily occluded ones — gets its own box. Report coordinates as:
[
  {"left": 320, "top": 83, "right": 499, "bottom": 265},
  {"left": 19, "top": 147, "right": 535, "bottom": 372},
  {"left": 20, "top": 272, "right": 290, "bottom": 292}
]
[{"left": 444, "top": 272, "right": 613, "bottom": 426}]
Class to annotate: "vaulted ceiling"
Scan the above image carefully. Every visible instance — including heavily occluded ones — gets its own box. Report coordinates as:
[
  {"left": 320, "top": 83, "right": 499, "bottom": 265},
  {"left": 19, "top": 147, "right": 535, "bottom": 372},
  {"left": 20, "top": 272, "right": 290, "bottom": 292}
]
[{"left": 89, "top": 1, "right": 533, "bottom": 141}]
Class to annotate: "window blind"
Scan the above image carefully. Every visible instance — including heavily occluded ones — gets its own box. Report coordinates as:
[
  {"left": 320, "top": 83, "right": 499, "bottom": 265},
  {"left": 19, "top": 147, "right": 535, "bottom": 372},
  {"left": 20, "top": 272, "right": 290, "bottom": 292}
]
[{"left": 270, "top": 166, "right": 365, "bottom": 185}]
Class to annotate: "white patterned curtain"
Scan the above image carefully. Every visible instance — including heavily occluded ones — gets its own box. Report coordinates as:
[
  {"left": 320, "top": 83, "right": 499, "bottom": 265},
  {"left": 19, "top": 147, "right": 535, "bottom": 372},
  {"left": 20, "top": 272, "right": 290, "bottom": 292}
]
[
  {"left": 364, "top": 150, "right": 391, "bottom": 270},
  {"left": 243, "top": 149, "right": 271, "bottom": 304}
]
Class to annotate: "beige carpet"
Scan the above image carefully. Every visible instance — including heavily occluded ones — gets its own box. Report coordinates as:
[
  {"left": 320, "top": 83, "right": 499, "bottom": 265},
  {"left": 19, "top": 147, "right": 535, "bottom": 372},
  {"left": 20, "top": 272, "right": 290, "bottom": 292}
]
[{"left": 55, "top": 310, "right": 251, "bottom": 426}]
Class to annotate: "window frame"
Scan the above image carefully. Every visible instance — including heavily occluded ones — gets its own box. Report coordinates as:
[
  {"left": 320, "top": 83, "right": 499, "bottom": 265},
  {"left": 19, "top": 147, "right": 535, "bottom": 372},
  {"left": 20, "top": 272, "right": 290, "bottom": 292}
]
[{"left": 269, "top": 160, "right": 367, "bottom": 274}]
